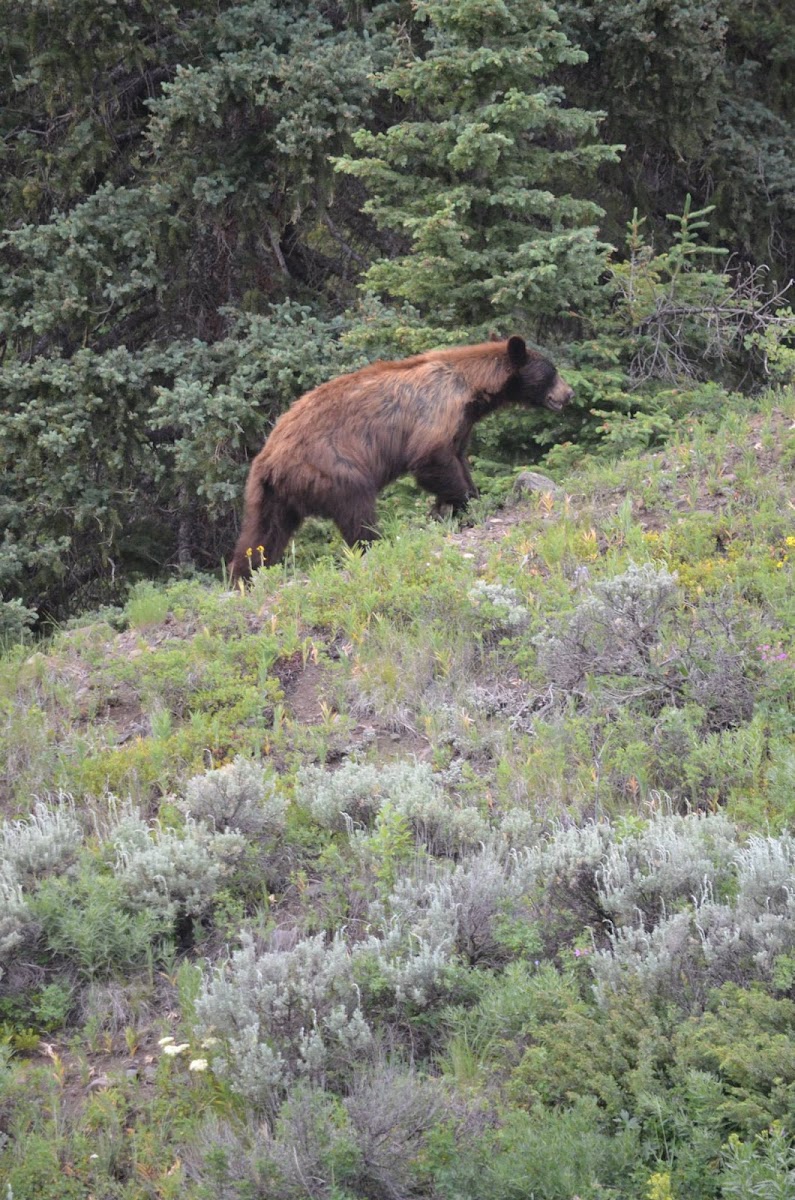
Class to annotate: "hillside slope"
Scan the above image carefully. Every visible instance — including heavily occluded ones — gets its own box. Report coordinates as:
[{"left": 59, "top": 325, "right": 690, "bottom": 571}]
[{"left": 1, "top": 389, "right": 794, "bottom": 1199}]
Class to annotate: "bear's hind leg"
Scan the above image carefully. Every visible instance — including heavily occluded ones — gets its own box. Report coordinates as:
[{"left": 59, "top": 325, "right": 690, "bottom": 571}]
[
  {"left": 260, "top": 503, "right": 303, "bottom": 567},
  {"left": 333, "top": 488, "right": 380, "bottom": 549},
  {"left": 231, "top": 498, "right": 302, "bottom": 577}
]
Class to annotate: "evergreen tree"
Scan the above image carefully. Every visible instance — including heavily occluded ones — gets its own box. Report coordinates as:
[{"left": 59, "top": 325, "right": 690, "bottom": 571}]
[
  {"left": 710, "top": 0, "right": 795, "bottom": 275},
  {"left": 557, "top": 0, "right": 795, "bottom": 280},
  {"left": 337, "top": 0, "right": 621, "bottom": 343},
  {"left": 0, "top": 1, "right": 372, "bottom": 617}
]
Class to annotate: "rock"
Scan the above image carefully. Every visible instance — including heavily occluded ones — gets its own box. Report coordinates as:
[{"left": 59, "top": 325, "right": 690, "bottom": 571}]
[{"left": 513, "top": 471, "right": 561, "bottom": 496}]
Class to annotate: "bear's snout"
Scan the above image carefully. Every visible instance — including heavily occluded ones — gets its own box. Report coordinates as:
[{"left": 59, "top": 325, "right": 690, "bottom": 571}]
[{"left": 544, "top": 375, "right": 574, "bottom": 412}]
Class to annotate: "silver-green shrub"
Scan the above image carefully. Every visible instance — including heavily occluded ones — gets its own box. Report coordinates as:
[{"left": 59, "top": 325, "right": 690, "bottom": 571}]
[
  {"left": 734, "top": 832, "right": 795, "bottom": 912},
  {"left": 196, "top": 932, "right": 373, "bottom": 1112},
  {"left": 513, "top": 821, "right": 634, "bottom": 955},
  {"left": 373, "top": 928, "right": 454, "bottom": 1009},
  {"left": 496, "top": 807, "right": 540, "bottom": 850},
  {"left": 298, "top": 759, "right": 398, "bottom": 830},
  {"left": 183, "top": 756, "right": 287, "bottom": 837},
  {"left": 520, "top": 821, "right": 613, "bottom": 902},
  {"left": 592, "top": 827, "right": 795, "bottom": 1007},
  {"left": 343, "top": 1065, "right": 446, "bottom": 1199},
  {"left": 697, "top": 833, "right": 795, "bottom": 985},
  {"left": 592, "top": 907, "right": 698, "bottom": 1004},
  {"left": 397, "top": 786, "right": 489, "bottom": 857},
  {"left": 534, "top": 561, "right": 678, "bottom": 700},
  {"left": 695, "top": 888, "right": 795, "bottom": 988},
  {"left": 366, "top": 868, "right": 458, "bottom": 1008},
  {"left": 596, "top": 811, "right": 738, "bottom": 927},
  {"left": 301, "top": 759, "right": 488, "bottom": 855},
  {"left": 365, "top": 848, "right": 525, "bottom": 991},
  {"left": 0, "top": 866, "right": 30, "bottom": 974},
  {"left": 2, "top": 797, "right": 82, "bottom": 881},
  {"left": 764, "top": 745, "right": 795, "bottom": 814},
  {"left": 519, "top": 820, "right": 604, "bottom": 873},
  {"left": 468, "top": 581, "right": 530, "bottom": 638},
  {"left": 261, "top": 1084, "right": 360, "bottom": 1200},
  {"left": 367, "top": 857, "right": 448, "bottom": 930},
  {"left": 191, "top": 1069, "right": 445, "bottom": 1200},
  {"left": 447, "top": 848, "right": 524, "bottom": 966},
  {"left": 114, "top": 815, "right": 244, "bottom": 923}
]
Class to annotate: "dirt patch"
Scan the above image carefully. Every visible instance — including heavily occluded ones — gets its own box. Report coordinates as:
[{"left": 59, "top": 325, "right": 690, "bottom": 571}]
[
  {"left": 23, "top": 1029, "right": 167, "bottom": 1131},
  {"left": 272, "top": 648, "right": 431, "bottom": 763},
  {"left": 287, "top": 662, "right": 330, "bottom": 725},
  {"left": 101, "top": 684, "right": 150, "bottom": 744},
  {"left": 442, "top": 506, "right": 541, "bottom": 567},
  {"left": 274, "top": 653, "right": 332, "bottom": 725},
  {"left": 368, "top": 725, "right": 430, "bottom": 761}
]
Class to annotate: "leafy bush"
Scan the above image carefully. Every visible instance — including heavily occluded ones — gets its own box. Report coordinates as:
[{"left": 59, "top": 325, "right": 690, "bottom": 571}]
[
  {"left": 183, "top": 756, "right": 287, "bottom": 837},
  {"left": 720, "top": 1124, "right": 795, "bottom": 1197},
  {"left": 502, "top": 976, "right": 795, "bottom": 1197},
  {"left": 676, "top": 985, "right": 795, "bottom": 1135},
  {"left": 0, "top": 598, "right": 37, "bottom": 647},
  {"left": 0, "top": 867, "right": 30, "bottom": 971},
  {"left": 1, "top": 797, "right": 82, "bottom": 882},
  {"left": 300, "top": 759, "right": 489, "bottom": 857},
  {"left": 31, "top": 864, "right": 167, "bottom": 979},
  {"left": 113, "top": 812, "right": 244, "bottom": 925},
  {"left": 196, "top": 932, "right": 374, "bottom": 1113},
  {"left": 612, "top": 202, "right": 794, "bottom": 384},
  {"left": 505, "top": 974, "right": 670, "bottom": 1116},
  {"left": 436, "top": 1097, "right": 641, "bottom": 1200},
  {"left": 534, "top": 562, "right": 679, "bottom": 707},
  {"left": 592, "top": 829, "right": 795, "bottom": 1008}
]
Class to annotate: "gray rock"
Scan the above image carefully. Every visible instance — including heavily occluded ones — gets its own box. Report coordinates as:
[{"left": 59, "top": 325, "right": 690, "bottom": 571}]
[{"left": 513, "top": 470, "right": 562, "bottom": 496}]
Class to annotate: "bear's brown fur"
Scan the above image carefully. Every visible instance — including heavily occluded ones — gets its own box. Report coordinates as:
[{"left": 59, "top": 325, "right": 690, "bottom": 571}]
[{"left": 230, "top": 336, "right": 573, "bottom": 575}]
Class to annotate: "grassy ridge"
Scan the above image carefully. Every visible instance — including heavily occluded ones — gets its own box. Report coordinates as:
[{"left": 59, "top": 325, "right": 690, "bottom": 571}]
[{"left": 0, "top": 387, "right": 794, "bottom": 1199}]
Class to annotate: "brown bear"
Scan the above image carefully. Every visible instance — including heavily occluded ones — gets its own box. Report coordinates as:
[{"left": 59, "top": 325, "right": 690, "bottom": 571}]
[{"left": 230, "top": 335, "right": 573, "bottom": 576}]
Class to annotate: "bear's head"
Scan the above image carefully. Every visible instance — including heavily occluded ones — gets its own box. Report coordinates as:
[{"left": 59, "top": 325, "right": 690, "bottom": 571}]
[{"left": 507, "top": 335, "right": 574, "bottom": 412}]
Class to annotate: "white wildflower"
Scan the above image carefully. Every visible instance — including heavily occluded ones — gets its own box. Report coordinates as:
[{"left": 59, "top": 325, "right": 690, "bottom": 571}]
[{"left": 162, "top": 1042, "right": 190, "bottom": 1057}]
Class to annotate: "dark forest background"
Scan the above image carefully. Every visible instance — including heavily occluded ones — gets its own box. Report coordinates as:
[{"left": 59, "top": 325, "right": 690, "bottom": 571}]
[{"left": 1, "top": 0, "right": 793, "bottom": 622}]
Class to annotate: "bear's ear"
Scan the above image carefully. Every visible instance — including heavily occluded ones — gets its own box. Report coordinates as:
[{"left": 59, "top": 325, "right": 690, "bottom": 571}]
[{"left": 507, "top": 335, "right": 528, "bottom": 367}]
